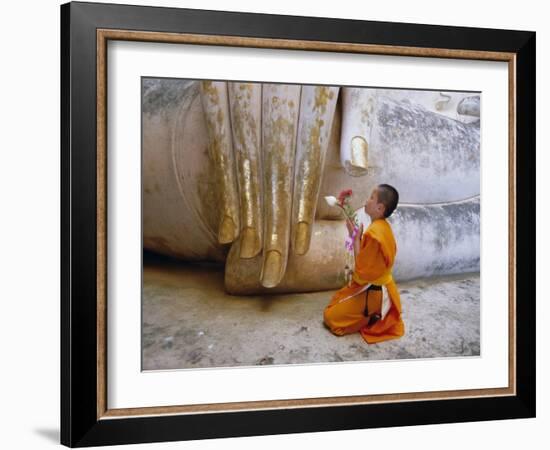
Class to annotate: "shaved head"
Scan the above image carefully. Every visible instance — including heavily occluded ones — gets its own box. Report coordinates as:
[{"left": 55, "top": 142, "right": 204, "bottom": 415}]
[{"left": 377, "top": 184, "right": 399, "bottom": 218}]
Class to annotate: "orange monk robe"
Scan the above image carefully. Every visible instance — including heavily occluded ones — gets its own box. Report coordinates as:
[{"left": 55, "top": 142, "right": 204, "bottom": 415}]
[{"left": 323, "top": 218, "right": 405, "bottom": 344}]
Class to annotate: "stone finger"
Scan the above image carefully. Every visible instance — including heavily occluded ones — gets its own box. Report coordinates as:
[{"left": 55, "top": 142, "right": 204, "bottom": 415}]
[
  {"left": 227, "top": 82, "right": 263, "bottom": 258},
  {"left": 199, "top": 81, "right": 240, "bottom": 244},
  {"left": 260, "top": 84, "right": 301, "bottom": 288},
  {"left": 292, "top": 85, "right": 339, "bottom": 255}
]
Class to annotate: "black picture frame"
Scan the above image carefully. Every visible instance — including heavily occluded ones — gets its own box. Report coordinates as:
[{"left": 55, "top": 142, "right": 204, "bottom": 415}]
[{"left": 61, "top": 1, "right": 535, "bottom": 447}]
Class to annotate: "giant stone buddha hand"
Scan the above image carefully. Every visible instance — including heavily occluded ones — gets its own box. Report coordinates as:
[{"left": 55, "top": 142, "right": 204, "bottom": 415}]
[{"left": 142, "top": 79, "right": 480, "bottom": 294}]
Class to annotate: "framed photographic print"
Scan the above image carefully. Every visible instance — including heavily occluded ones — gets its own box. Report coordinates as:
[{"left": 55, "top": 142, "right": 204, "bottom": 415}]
[{"left": 60, "top": 1, "right": 535, "bottom": 447}]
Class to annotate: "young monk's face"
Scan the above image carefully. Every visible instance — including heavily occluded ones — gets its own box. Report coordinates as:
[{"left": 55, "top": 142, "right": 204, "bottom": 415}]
[{"left": 364, "top": 188, "right": 384, "bottom": 218}]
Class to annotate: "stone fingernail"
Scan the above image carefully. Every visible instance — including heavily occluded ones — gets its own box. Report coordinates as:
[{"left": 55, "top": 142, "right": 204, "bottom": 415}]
[
  {"left": 261, "top": 250, "right": 283, "bottom": 288},
  {"left": 218, "top": 216, "right": 238, "bottom": 244},
  {"left": 239, "top": 227, "right": 261, "bottom": 258},
  {"left": 351, "top": 136, "right": 369, "bottom": 169}
]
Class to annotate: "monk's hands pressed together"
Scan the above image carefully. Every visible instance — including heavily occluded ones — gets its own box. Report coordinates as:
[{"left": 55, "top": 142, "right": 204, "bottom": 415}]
[
  {"left": 345, "top": 218, "right": 355, "bottom": 236},
  {"left": 356, "top": 223, "right": 364, "bottom": 241},
  {"left": 344, "top": 217, "right": 363, "bottom": 260}
]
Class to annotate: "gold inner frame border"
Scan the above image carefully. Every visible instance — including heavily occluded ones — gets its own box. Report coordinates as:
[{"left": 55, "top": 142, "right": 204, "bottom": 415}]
[{"left": 96, "top": 28, "right": 517, "bottom": 420}]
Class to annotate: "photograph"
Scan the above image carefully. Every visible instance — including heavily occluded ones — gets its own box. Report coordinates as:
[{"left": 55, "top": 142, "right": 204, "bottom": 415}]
[
  {"left": 58, "top": 1, "right": 536, "bottom": 446},
  {"left": 142, "top": 79, "right": 481, "bottom": 370}
]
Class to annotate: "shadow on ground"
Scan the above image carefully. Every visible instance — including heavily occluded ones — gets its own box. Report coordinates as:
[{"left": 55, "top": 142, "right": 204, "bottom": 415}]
[{"left": 34, "top": 428, "right": 59, "bottom": 444}]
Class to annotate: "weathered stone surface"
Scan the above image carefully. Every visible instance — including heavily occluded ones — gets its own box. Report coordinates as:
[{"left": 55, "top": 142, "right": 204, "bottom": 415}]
[
  {"left": 457, "top": 95, "right": 481, "bottom": 117},
  {"left": 384, "top": 196, "right": 480, "bottom": 281},
  {"left": 142, "top": 256, "right": 480, "bottom": 370}
]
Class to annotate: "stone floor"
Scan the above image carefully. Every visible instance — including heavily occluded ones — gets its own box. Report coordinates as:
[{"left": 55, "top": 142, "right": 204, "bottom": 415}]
[{"left": 142, "top": 253, "right": 480, "bottom": 371}]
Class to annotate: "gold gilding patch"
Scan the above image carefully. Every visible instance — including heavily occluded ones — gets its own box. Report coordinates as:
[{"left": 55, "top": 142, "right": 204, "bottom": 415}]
[
  {"left": 195, "top": 168, "right": 221, "bottom": 235},
  {"left": 294, "top": 221, "right": 310, "bottom": 255},
  {"left": 351, "top": 135, "right": 369, "bottom": 169},
  {"left": 218, "top": 215, "right": 238, "bottom": 244},
  {"left": 216, "top": 108, "right": 224, "bottom": 126},
  {"left": 314, "top": 86, "right": 334, "bottom": 113},
  {"left": 200, "top": 81, "right": 220, "bottom": 105}
]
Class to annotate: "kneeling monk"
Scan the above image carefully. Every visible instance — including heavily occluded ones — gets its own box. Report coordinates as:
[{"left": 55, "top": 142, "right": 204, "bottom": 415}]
[{"left": 324, "top": 184, "right": 404, "bottom": 344}]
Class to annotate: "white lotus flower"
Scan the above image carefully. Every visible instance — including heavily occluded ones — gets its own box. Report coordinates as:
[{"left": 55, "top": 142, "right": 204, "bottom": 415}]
[{"left": 324, "top": 195, "right": 338, "bottom": 207}]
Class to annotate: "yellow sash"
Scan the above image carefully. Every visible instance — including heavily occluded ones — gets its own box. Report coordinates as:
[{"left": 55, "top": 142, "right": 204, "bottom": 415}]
[{"left": 352, "top": 269, "right": 393, "bottom": 287}]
